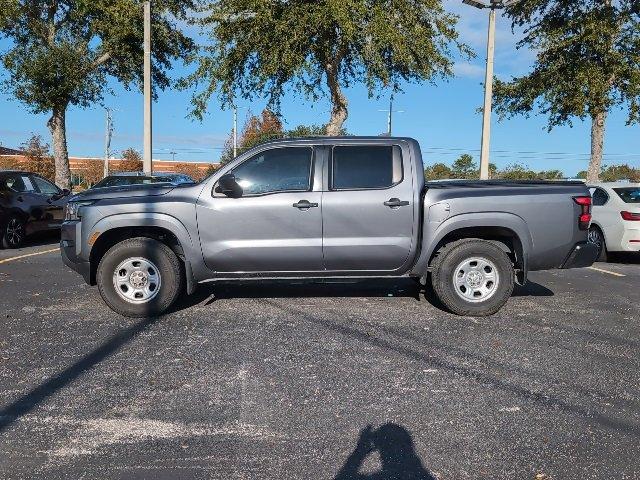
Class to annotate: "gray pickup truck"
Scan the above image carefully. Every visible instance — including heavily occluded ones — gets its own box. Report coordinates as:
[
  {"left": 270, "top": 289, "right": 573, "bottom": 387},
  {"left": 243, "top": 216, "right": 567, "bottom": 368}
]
[{"left": 61, "top": 137, "right": 597, "bottom": 317}]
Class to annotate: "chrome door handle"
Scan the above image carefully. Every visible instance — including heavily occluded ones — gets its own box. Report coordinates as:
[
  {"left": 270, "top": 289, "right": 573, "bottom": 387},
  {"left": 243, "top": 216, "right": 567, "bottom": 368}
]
[
  {"left": 293, "top": 200, "right": 318, "bottom": 209},
  {"left": 384, "top": 198, "right": 410, "bottom": 208}
]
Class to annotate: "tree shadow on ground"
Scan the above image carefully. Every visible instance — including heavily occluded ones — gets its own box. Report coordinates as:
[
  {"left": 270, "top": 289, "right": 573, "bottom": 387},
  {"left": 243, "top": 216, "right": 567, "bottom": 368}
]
[
  {"left": 0, "top": 317, "right": 157, "bottom": 433},
  {"left": 334, "top": 423, "right": 436, "bottom": 480}
]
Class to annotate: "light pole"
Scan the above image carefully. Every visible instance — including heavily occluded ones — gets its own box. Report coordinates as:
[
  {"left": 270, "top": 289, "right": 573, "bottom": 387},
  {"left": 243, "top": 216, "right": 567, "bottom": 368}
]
[
  {"left": 462, "top": 0, "right": 519, "bottom": 179},
  {"left": 103, "top": 108, "right": 113, "bottom": 178},
  {"left": 232, "top": 106, "right": 249, "bottom": 158},
  {"left": 143, "top": 0, "right": 153, "bottom": 175}
]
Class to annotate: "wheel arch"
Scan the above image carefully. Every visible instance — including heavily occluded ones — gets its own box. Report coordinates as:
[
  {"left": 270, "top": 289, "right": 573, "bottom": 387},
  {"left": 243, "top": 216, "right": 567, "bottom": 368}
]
[
  {"left": 411, "top": 212, "right": 533, "bottom": 284},
  {"left": 87, "top": 214, "right": 197, "bottom": 292}
]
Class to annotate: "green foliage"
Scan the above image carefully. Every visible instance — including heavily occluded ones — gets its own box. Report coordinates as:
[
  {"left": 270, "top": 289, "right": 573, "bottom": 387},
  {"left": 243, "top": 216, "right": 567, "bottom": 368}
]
[
  {"left": 425, "top": 158, "right": 569, "bottom": 181},
  {"left": 600, "top": 164, "right": 640, "bottom": 182},
  {"left": 494, "top": 1, "right": 640, "bottom": 128},
  {"left": 424, "top": 162, "right": 453, "bottom": 180},
  {"left": 187, "top": 0, "right": 472, "bottom": 131},
  {"left": 0, "top": 1, "right": 197, "bottom": 113},
  {"left": 451, "top": 154, "right": 478, "bottom": 179}
]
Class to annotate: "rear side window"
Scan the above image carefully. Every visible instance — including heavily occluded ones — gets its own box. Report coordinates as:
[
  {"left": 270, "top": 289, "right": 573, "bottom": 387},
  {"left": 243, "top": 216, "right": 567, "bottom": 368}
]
[
  {"left": 3, "top": 175, "right": 35, "bottom": 193},
  {"left": 614, "top": 187, "right": 640, "bottom": 203},
  {"left": 331, "top": 145, "right": 402, "bottom": 190},
  {"left": 591, "top": 188, "right": 609, "bottom": 206}
]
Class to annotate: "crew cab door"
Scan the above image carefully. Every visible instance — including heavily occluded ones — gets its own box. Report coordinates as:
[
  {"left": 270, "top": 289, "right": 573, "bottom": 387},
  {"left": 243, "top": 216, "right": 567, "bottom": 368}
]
[
  {"left": 322, "top": 144, "right": 416, "bottom": 272},
  {"left": 196, "top": 146, "right": 323, "bottom": 273}
]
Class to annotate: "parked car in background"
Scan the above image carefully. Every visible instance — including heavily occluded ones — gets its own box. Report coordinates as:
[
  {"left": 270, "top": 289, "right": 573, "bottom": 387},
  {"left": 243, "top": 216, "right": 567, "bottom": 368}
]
[
  {"left": 587, "top": 182, "right": 640, "bottom": 260},
  {"left": 0, "top": 170, "right": 71, "bottom": 248},
  {"left": 91, "top": 172, "right": 195, "bottom": 189}
]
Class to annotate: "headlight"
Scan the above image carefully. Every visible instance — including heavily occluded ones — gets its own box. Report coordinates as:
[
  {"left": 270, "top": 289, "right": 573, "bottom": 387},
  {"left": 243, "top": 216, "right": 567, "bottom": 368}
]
[{"left": 64, "top": 200, "right": 96, "bottom": 221}]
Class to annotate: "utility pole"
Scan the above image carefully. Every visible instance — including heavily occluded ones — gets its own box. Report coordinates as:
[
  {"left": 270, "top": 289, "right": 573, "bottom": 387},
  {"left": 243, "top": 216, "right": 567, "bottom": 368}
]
[
  {"left": 170, "top": 151, "right": 177, "bottom": 162},
  {"left": 378, "top": 93, "right": 404, "bottom": 136},
  {"left": 143, "top": 0, "right": 153, "bottom": 175},
  {"left": 233, "top": 106, "right": 238, "bottom": 158},
  {"left": 480, "top": 7, "right": 496, "bottom": 180},
  {"left": 387, "top": 94, "right": 393, "bottom": 135},
  {"left": 463, "top": 0, "right": 520, "bottom": 179},
  {"left": 104, "top": 108, "right": 113, "bottom": 178}
]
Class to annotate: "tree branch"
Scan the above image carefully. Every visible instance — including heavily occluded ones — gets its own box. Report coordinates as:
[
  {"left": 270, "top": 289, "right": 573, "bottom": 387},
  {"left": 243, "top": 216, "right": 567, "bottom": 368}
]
[{"left": 92, "top": 52, "right": 111, "bottom": 69}]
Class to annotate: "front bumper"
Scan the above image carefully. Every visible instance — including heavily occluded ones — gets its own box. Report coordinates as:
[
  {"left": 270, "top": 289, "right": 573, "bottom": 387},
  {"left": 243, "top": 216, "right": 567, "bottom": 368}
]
[
  {"left": 60, "top": 221, "right": 91, "bottom": 284},
  {"left": 561, "top": 241, "right": 599, "bottom": 269}
]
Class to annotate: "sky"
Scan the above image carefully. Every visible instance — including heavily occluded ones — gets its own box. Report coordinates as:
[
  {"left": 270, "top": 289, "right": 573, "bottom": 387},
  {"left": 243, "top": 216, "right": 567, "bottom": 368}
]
[{"left": 0, "top": 1, "right": 638, "bottom": 177}]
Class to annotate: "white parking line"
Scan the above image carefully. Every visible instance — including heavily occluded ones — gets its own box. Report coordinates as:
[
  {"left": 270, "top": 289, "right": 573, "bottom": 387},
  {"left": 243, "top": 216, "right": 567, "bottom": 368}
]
[
  {"left": 588, "top": 266, "right": 626, "bottom": 277},
  {"left": 0, "top": 248, "right": 59, "bottom": 265}
]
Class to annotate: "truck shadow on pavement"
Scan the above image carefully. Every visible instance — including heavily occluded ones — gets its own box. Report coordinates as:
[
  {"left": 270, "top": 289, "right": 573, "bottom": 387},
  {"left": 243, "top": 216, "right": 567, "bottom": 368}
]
[
  {"left": 0, "top": 317, "right": 157, "bottom": 433},
  {"left": 334, "top": 423, "right": 436, "bottom": 480},
  {"left": 175, "top": 278, "right": 553, "bottom": 313}
]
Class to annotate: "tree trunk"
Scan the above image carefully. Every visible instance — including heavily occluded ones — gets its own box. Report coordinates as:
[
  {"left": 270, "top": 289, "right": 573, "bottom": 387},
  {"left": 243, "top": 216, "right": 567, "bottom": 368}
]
[
  {"left": 586, "top": 111, "right": 607, "bottom": 183},
  {"left": 324, "top": 61, "right": 348, "bottom": 136},
  {"left": 47, "top": 106, "right": 72, "bottom": 189}
]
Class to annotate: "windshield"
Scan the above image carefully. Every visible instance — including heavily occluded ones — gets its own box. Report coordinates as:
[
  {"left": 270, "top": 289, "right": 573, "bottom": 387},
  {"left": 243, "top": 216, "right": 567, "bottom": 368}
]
[{"left": 613, "top": 187, "right": 640, "bottom": 204}]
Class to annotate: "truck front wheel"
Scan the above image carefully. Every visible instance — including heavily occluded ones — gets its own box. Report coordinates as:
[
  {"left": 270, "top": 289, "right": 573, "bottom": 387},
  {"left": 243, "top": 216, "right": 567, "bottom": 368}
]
[
  {"left": 430, "top": 239, "right": 514, "bottom": 316},
  {"left": 97, "top": 237, "right": 184, "bottom": 318}
]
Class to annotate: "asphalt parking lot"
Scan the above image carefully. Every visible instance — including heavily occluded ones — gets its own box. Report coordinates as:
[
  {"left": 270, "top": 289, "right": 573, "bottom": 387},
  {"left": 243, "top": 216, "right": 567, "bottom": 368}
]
[{"left": 1, "top": 235, "right": 639, "bottom": 480}]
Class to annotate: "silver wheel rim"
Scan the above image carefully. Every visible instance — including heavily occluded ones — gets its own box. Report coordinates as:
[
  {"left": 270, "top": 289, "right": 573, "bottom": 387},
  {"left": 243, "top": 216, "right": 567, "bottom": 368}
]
[
  {"left": 588, "top": 228, "right": 602, "bottom": 254},
  {"left": 452, "top": 256, "right": 500, "bottom": 303},
  {"left": 113, "top": 257, "right": 161, "bottom": 304},
  {"left": 6, "top": 218, "right": 24, "bottom": 246}
]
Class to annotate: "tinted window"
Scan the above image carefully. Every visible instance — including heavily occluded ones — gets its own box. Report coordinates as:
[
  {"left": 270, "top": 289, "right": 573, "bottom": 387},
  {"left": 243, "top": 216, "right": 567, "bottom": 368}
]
[
  {"left": 3, "top": 174, "right": 35, "bottom": 193},
  {"left": 31, "top": 175, "right": 60, "bottom": 194},
  {"left": 331, "top": 145, "right": 402, "bottom": 190},
  {"left": 592, "top": 188, "right": 609, "bottom": 206},
  {"left": 230, "top": 147, "right": 312, "bottom": 195},
  {"left": 614, "top": 187, "right": 640, "bottom": 203}
]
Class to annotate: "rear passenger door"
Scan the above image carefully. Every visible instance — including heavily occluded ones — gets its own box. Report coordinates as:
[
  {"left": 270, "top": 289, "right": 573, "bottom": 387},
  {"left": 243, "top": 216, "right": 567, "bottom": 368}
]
[{"left": 322, "top": 144, "right": 415, "bottom": 272}]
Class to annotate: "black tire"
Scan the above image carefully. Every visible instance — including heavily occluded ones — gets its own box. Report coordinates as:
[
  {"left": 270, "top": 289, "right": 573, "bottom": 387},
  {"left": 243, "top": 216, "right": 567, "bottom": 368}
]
[
  {"left": 588, "top": 226, "right": 608, "bottom": 262},
  {"left": 430, "top": 239, "right": 515, "bottom": 317},
  {"left": 97, "top": 237, "right": 184, "bottom": 318},
  {"left": 2, "top": 215, "right": 26, "bottom": 249}
]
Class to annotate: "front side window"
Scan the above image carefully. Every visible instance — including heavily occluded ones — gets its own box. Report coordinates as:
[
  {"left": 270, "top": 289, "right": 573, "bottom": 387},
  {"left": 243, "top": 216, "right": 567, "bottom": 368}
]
[
  {"left": 331, "top": 145, "right": 402, "bottom": 190},
  {"left": 31, "top": 175, "right": 60, "bottom": 194},
  {"left": 230, "top": 147, "right": 313, "bottom": 195},
  {"left": 614, "top": 187, "right": 640, "bottom": 204}
]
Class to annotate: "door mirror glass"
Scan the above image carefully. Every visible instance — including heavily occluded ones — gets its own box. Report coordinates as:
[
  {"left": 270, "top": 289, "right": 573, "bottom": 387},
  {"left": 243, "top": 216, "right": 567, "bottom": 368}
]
[{"left": 216, "top": 173, "right": 243, "bottom": 198}]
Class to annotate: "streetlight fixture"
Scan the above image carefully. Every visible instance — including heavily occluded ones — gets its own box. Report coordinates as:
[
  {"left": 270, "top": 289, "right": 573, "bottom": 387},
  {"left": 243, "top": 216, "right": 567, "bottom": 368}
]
[{"left": 462, "top": 0, "right": 520, "bottom": 179}]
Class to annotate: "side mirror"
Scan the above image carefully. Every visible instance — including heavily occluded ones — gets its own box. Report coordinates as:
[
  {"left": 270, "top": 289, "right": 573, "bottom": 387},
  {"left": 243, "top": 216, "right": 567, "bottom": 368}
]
[
  {"left": 216, "top": 173, "right": 243, "bottom": 198},
  {"left": 61, "top": 188, "right": 71, "bottom": 196}
]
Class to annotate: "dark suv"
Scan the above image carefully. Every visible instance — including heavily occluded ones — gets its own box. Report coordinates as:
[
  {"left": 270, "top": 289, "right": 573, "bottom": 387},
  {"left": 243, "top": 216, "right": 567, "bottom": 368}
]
[{"left": 0, "top": 170, "right": 70, "bottom": 248}]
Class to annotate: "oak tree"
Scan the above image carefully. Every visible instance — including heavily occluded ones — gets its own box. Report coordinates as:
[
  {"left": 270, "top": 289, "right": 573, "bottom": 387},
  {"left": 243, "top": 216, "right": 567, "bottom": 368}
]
[
  {"left": 493, "top": 0, "right": 640, "bottom": 182},
  {"left": 188, "top": 0, "right": 471, "bottom": 135},
  {"left": 0, "top": 0, "right": 197, "bottom": 188}
]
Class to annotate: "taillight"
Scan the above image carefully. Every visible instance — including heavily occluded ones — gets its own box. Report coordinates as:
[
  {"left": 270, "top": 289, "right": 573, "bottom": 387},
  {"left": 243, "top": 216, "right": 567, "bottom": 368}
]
[
  {"left": 621, "top": 211, "right": 640, "bottom": 221},
  {"left": 573, "top": 196, "right": 592, "bottom": 230}
]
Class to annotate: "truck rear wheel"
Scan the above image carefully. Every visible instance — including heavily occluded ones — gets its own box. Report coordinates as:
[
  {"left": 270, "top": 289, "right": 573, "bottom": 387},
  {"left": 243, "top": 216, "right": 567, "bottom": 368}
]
[
  {"left": 97, "top": 237, "right": 184, "bottom": 318},
  {"left": 430, "top": 239, "right": 514, "bottom": 316}
]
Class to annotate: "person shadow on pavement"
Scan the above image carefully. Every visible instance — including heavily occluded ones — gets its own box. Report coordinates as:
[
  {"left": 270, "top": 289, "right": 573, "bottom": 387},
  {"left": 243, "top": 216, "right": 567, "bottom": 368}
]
[{"left": 334, "top": 423, "right": 436, "bottom": 480}]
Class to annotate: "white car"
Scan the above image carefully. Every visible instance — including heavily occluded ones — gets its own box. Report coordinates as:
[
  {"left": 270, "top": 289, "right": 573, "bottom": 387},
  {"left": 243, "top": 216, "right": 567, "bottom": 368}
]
[{"left": 587, "top": 182, "right": 640, "bottom": 260}]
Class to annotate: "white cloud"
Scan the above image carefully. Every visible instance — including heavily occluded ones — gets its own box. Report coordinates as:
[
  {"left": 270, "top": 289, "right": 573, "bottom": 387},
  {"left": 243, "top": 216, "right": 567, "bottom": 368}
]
[{"left": 453, "top": 61, "right": 485, "bottom": 78}]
